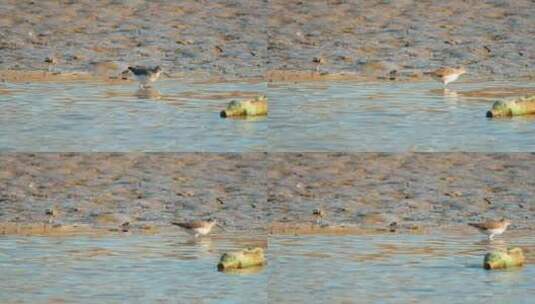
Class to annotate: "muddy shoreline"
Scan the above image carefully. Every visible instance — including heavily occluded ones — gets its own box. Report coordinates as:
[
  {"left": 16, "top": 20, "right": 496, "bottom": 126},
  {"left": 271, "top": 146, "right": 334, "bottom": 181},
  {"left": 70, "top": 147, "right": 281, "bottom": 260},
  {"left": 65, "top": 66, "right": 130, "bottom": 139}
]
[
  {"left": 1, "top": 153, "right": 533, "bottom": 236},
  {"left": 0, "top": 1, "right": 533, "bottom": 82}
]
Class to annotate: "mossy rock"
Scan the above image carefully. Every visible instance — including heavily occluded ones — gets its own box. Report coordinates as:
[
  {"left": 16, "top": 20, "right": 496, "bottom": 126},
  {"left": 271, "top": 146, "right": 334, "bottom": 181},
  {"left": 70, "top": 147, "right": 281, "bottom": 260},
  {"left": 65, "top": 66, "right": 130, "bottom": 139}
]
[
  {"left": 220, "top": 96, "right": 268, "bottom": 118},
  {"left": 484, "top": 247, "right": 525, "bottom": 270},
  {"left": 217, "top": 247, "right": 265, "bottom": 271},
  {"left": 487, "top": 95, "right": 535, "bottom": 118}
]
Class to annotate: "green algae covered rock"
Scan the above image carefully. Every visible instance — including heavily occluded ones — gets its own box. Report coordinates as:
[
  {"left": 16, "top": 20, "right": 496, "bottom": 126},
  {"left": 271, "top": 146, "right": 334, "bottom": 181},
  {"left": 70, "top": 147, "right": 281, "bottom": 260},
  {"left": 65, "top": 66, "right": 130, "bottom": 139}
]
[
  {"left": 484, "top": 247, "right": 525, "bottom": 270},
  {"left": 217, "top": 247, "right": 265, "bottom": 271},
  {"left": 487, "top": 95, "right": 535, "bottom": 118},
  {"left": 220, "top": 96, "right": 268, "bottom": 118}
]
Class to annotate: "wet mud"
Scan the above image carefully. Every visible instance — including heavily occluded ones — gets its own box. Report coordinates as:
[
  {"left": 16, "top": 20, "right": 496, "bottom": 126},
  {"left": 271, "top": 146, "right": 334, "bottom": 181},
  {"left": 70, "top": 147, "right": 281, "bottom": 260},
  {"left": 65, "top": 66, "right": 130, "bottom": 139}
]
[
  {"left": 1, "top": 153, "right": 534, "bottom": 236},
  {"left": 267, "top": 153, "right": 535, "bottom": 233},
  {"left": 0, "top": 153, "right": 268, "bottom": 235},
  {"left": 0, "top": 1, "right": 533, "bottom": 82}
]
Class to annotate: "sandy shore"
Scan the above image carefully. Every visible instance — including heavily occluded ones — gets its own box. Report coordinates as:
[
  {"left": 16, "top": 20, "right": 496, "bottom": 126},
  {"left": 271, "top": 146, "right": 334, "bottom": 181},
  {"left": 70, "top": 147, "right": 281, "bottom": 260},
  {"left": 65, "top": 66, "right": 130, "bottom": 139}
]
[
  {"left": 1, "top": 153, "right": 533, "bottom": 235},
  {"left": 0, "top": 1, "right": 533, "bottom": 82}
]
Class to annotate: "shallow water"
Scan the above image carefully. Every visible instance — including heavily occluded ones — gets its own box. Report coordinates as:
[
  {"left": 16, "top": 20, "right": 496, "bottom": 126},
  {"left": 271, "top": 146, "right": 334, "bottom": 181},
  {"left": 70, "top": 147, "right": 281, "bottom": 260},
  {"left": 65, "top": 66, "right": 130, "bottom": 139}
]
[
  {"left": 1, "top": 79, "right": 535, "bottom": 151},
  {"left": 269, "top": 232, "right": 535, "bottom": 303},
  {"left": 0, "top": 233, "right": 268, "bottom": 304},
  {"left": 1, "top": 232, "right": 533, "bottom": 303},
  {"left": 0, "top": 80, "right": 267, "bottom": 152},
  {"left": 268, "top": 80, "right": 535, "bottom": 152}
]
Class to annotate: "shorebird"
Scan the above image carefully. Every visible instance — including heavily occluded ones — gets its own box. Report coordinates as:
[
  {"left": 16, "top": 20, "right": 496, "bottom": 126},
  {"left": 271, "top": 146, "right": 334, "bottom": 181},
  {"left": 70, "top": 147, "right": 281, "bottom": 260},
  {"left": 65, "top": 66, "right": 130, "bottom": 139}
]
[
  {"left": 171, "top": 218, "right": 220, "bottom": 238},
  {"left": 468, "top": 218, "right": 511, "bottom": 240},
  {"left": 127, "top": 65, "right": 162, "bottom": 88},
  {"left": 313, "top": 56, "right": 325, "bottom": 73},
  {"left": 426, "top": 67, "right": 466, "bottom": 87}
]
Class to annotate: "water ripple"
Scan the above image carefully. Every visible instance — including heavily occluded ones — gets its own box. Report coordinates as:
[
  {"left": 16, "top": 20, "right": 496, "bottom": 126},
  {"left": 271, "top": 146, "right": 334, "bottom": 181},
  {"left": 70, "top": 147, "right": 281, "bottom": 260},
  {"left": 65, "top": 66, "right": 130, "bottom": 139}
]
[{"left": 2, "top": 80, "right": 535, "bottom": 151}]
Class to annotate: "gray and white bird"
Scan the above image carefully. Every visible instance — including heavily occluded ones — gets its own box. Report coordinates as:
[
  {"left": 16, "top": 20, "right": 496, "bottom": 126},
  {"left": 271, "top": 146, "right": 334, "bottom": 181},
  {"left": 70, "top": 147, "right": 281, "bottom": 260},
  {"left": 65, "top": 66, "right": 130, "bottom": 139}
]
[
  {"left": 172, "top": 218, "right": 219, "bottom": 238},
  {"left": 468, "top": 218, "right": 512, "bottom": 240},
  {"left": 127, "top": 65, "right": 162, "bottom": 88},
  {"left": 425, "top": 67, "right": 466, "bottom": 87}
]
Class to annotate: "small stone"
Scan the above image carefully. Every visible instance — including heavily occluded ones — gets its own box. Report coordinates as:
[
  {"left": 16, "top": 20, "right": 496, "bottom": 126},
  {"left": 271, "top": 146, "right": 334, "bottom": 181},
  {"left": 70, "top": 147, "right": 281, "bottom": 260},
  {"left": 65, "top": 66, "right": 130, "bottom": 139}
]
[
  {"left": 213, "top": 45, "right": 224, "bottom": 55},
  {"left": 45, "top": 207, "right": 58, "bottom": 216},
  {"left": 44, "top": 56, "right": 57, "bottom": 64},
  {"left": 176, "top": 39, "right": 193, "bottom": 45},
  {"left": 312, "top": 56, "right": 325, "bottom": 64},
  {"left": 312, "top": 208, "right": 325, "bottom": 217},
  {"left": 140, "top": 224, "right": 153, "bottom": 230},
  {"left": 445, "top": 191, "right": 462, "bottom": 197},
  {"left": 121, "top": 221, "right": 130, "bottom": 228}
]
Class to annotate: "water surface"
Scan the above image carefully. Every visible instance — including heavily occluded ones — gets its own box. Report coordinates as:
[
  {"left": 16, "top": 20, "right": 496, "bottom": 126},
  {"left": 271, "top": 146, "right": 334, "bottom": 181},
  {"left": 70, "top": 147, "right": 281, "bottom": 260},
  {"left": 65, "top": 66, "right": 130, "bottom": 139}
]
[
  {"left": 269, "top": 232, "right": 535, "bottom": 303},
  {"left": 1, "top": 232, "right": 533, "bottom": 303},
  {"left": 2, "top": 79, "right": 535, "bottom": 151},
  {"left": 268, "top": 80, "right": 535, "bottom": 151},
  {"left": 0, "top": 80, "right": 267, "bottom": 151},
  {"left": 0, "top": 233, "right": 267, "bottom": 303}
]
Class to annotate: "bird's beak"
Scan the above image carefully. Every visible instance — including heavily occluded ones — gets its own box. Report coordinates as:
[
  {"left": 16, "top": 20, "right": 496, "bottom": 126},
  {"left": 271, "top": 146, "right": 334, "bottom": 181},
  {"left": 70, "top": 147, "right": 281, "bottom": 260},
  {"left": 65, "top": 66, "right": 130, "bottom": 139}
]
[{"left": 163, "top": 72, "right": 172, "bottom": 78}]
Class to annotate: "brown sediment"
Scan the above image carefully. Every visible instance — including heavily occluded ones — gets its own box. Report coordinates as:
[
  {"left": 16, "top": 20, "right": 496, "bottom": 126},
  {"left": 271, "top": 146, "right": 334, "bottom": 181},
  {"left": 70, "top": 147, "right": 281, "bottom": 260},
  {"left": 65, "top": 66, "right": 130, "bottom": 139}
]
[
  {"left": 265, "top": 70, "right": 367, "bottom": 82},
  {"left": 211, "top": 236, "right": 268, "bottom": 249},
  {"left": 177, "top": 91, "right": 262, "bottom": 100},
  {"left": 0, "top": 70, "right": 95, "bottom": 82},
  {"left": 0, "top": 222, "right": 104, "bottom": 236},
  {"left": 0, "top": 1, "right": 534, "bottom": 81},
  {"left": 0, "top": 70, "right": 131, "bottom": 84},
  {"left": 459, "top": 87, "right": 535, "bottom": 99},
  {"left": 0, "top": 69, "right": 260, "bottom": 85},
  {"left": 268, "top": 222, "right": 419, "bottom": 236},
  {"left": 0, "top": 153, "right": 267, "bottom": 235},
  {"left": 268, "top": 1, "right": 535, "bottom": 79},
  {"left": 1, "top": 153, "right": 534, "bottom": 236},
  {"left": 264, "top": 69, "right": 424, "bottom": 83},
  {"left": 0, "top": 222, "right": 160, "bottom": 236},
  {"left": 267, "top": 153, "right": 535, "bottom": 233}
]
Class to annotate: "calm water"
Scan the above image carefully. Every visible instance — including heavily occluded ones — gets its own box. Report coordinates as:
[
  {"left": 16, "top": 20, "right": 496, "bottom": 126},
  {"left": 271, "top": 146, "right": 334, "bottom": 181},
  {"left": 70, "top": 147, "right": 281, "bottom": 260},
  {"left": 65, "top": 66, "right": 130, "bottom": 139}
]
[
  {"left": 0, "top": 233, "right": 268, "bottom": 304},
  {"left": 270, "top": 232, "right": 535, "bottom": 303},
  {"left": 268, "top": 80, "right": 535, "bottom": 151},
  {"left": 1, "top": 232, "right": 533, "bottom": 303},
  {"left": 1, "top": 79, "right": 535, "bottom": 151},
  {"left": 0, "top": 80, "right": 267, "bottom": 152}
]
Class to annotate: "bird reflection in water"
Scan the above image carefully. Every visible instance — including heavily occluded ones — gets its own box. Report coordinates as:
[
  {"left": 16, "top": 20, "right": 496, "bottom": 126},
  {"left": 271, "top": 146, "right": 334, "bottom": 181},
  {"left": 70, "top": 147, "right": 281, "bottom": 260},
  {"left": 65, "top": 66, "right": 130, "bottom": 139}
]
[{"left": 135, "top": 87, "right": 161, "bottom": 100}]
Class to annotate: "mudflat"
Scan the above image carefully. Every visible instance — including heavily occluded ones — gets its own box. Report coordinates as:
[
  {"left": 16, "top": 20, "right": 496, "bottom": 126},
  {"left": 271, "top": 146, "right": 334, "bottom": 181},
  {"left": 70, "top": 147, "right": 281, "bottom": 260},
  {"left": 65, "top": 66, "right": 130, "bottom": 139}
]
[
  {"left": 0, "top": 153, "right": 267, "bottom": 235},
  {"left": 1, "top": 153, "right": 533, "bottom": 235},
  {"left": 0, "top": 1, "right": 533, "bottom": 82}
]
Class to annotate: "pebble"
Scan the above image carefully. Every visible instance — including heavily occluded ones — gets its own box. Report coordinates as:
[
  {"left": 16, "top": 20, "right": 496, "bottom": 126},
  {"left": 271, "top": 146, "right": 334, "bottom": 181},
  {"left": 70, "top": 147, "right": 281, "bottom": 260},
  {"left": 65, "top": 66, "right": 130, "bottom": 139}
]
[{"left": 45, "top": 207, "right": 58, "bottom": 216}]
